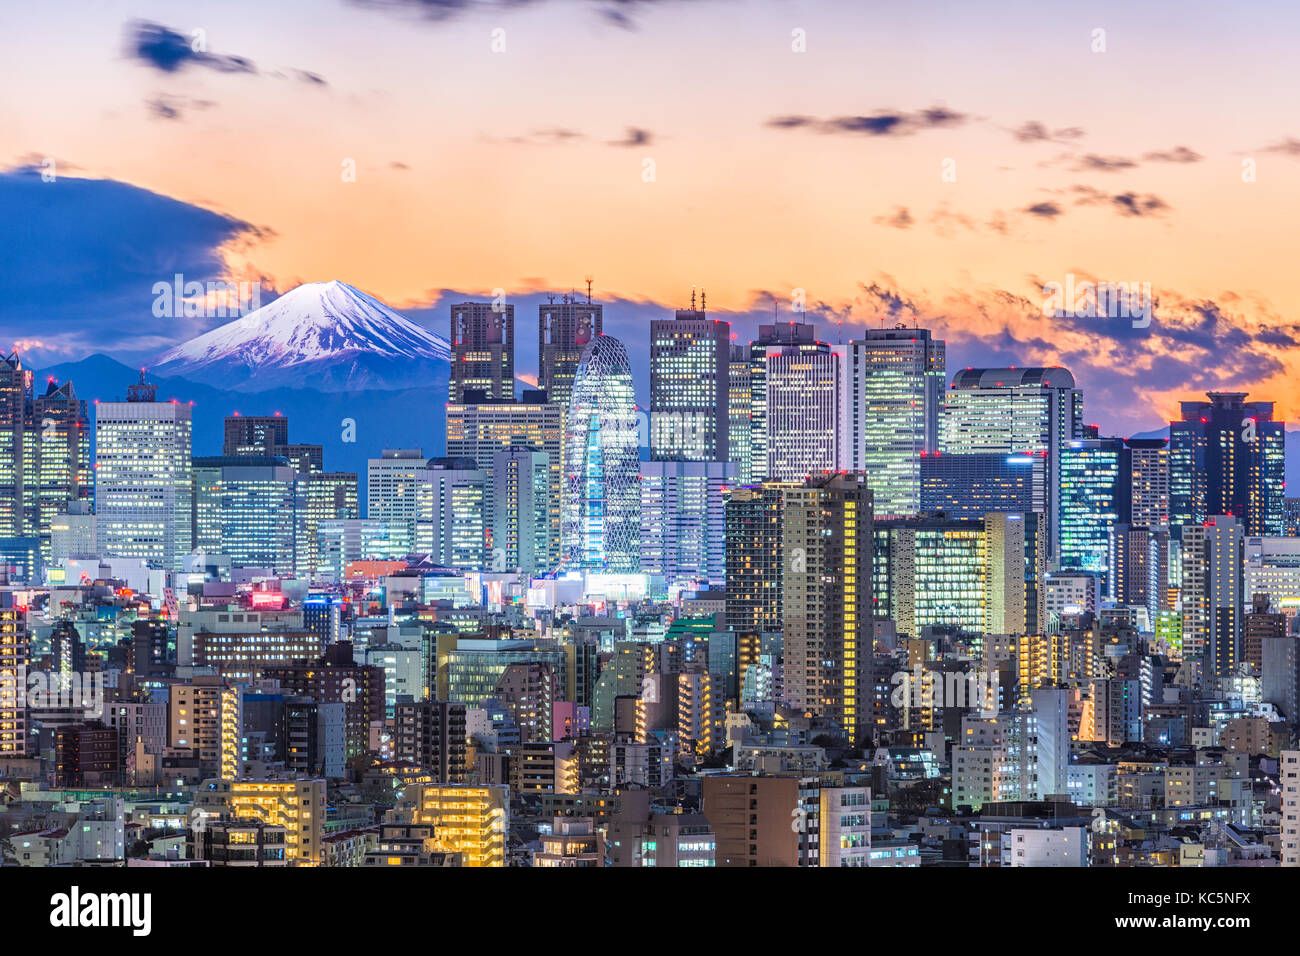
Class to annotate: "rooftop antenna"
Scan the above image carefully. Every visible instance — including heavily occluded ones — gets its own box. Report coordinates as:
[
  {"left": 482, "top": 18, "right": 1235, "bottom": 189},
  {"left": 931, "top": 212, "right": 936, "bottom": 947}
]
[
  {"left": 701, "top": 289, "right": 706, "bottom": 313},
  {"left": 690, "top": 288, "right": 696, "bottom": 310},
  {"left": 585, "top": 276, "right": 593, "bottom": 304}
]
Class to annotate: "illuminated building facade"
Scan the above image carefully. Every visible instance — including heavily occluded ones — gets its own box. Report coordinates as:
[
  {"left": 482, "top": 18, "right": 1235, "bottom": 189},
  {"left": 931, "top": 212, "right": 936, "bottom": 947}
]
[
  {"left": 446, "top": 395, "right": 562, "bottom": 569},
  {"left": 538, "top": 296, "right": 601, "bottom": 411},
  {"left": 396, "top": 783, "right": 509, "bottom": 867},
  {"left": 941, "top": 367, "right": 1082, "bottom": 560},
  {"left": 782, "top": 473, "right": 873, "bottom": 742},
  {"left": 764, "top": 343, "right": 846, "bottom": 483},
  {"left": 844, "top": 327, "right": 946, "bottom": 518},
  {"left": 649, "top": 304, "right": 730, "bottom": 462},
  {"left": 93, "top": 371, "right": 193, "bottom": 570},
  {"left": 415, "top": 457, "right": 488, "bottom": 571},
  {"left": 196, "top": 778, "right": 326, "bottom": 865},
  {"left": 449, "top": 302, "right": 514, "bottom": 403},
  {"left": 724, "top": 483, "right": 789, "bottom": 633},
  {"left": 192, "top": 456, "right": 301, "bottom": 575},
  {"left": 639, "top": 460, "right": 734, "bottom": 587},
  {"left": 1170, "top": 391, "right": 1285, "bottom": 535},
  {"left": 561, "top": 334, "right": 639, "bottom": 572},
  {"left": 748, "top": 319, "right": 816, "bottom": 483}
]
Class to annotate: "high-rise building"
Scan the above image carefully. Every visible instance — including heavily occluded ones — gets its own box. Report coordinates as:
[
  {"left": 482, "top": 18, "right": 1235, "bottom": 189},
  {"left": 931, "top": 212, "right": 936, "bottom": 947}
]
[
  {"left": 223, "top": 414, "right": 289, "bottom": 456},
  {"left": 446, "top": 394, "right": 562, "bottom": 570},
  {"left": 1282, "top": 750, "right": 1300, "bottom": 867},
  {"left": 748, "top": 319, "right": 817, "bottom": 482},
  {"left": 1180, "top": 515, "right": 1243, "bottom": 675},
  {"left": 0, "top": 353, "right": 34, "bottom": 542},
  {"left": 649, "top": 303, "right": 730, "bottom": 462},
  {"left": 195, "top": 778, "right": 327, "bottom": 865},
  {"left": 844, "top": 327, "right": 946, "bottom": 518},
  {"left": 765, "top": 343, "right": 847, "bottom": 483},
  {"left": 727, "top": 344, "right": 753, "bottom": 484},
  {"left": 724, "top": 483, "right": 789, "bottom": 633},
  {"left": 1058, "top": 437, "right": 1123, "bottom": 583},
  {"left": 874, "top": 515, "right": 988, "bottom": 647},
  {"left": 919, "top": 451, "right": 1038, "bottom": 518},
  {"left": 1123, "top": 437, "right": 1170, "bottom": 528},
  {"left": 782, "top": 473, "right": 873, "bottom": 742},
  {"left": 415, "top": 457, "right": 488, "bottom": 570},
  {"left": 538, "top": 295, "right": 601, "bottom": 411},
  {"left": 639, "top": 460, "right": 734, "bottom": 586},
  {"left": 561, "top": 335, "right": 640, "bottom": 572},
  {"left": 394, "top": 783, "right": 509, "bottom": 867},
  {"left": 394, "top": 700, "right": 469, "bottom": 783},
  {"left": 32, "top": 379, "right": 91, "bottom": 561},
  {"left": 94, "top": 371, "right": 193, "bottom": 569},
  {"left": 1170, "top": 392, "right": 1284, "bottom": 535},
  {"left": 941, "top": 367, "right": 1082, "bottom": 560},
  {"left": 449, "top": 302, "right": 514, "bottom": 402},
  {"left": 1111, "top": 523, "right": 1167, "bottom": 620},
  {"left": 491, "top": 447, "right": 550, "bottom": 574},
  {"left": 984, "top": 513, "right": 1042, "bottom": 638},
  {"left": 192, "top": 456, "right": 300, "bottom": 574},
  {"left": 0, "top": 602, "right": 28, "bottom": 757},
  {"left": 297, "top": 472, "right": 359, "bottom": 578},
  {"left": 367, "top": 449, "right": 426, "bottom": 554}
]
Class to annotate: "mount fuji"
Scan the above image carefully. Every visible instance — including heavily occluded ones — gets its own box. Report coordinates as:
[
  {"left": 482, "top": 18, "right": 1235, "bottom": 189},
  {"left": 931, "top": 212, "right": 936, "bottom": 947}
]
[{"left": 153, "top": 280, "right": 451, "bottom": 392}]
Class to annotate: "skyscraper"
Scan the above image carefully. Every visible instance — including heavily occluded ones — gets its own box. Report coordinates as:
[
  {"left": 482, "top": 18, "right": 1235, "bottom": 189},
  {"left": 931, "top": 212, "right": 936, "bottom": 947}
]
[
  {"left": 0, "top": 357, "right": 90, "bottom": 560},
  {"left": 941, "top": 367, "right": 1083, "bottom": 560},
  {"left": 491, "top": 447, "right": 550, "bottom": 575},
  {"left": 94, "top": 371, "right": 193, "bottom": 569},
  {"left": 1170, "top": 391, "right": 1284, "bottom": 536},
  {"left": 765, "top": 343, "right": 847, "bottom": 483},
  {"left": 561, "top": 335, "right": 640, "bottom": 572},
  {"left": 1180, "top": 515, "right": 1244, "bottom": 675},
  {"left": 919, "top": 451, "right": 1038, "bottom": 518},
  {"left": 367, "top": 449, "right": 426, "bottom": 554},
  {"left": 727, "top": 344, "right": 753, "bottom": 484},
  {"left": 639, "top": 460, "right": 734, "bottom": 586},
  {"left": 297, "top": 472, "right": 359, "bottom": 577},
  {"left": 33, "top": 379, "right": 91, "bottom": 561},
  {"left": 748, "top": 319, "right": 817, "bottom": 482},
  {"left": 449, "top": 302, "right": 515, "bottom": 402},
  {"left": 416, "top": 457, "right": 488, "bottom": 570},
  {"left": 844, "top": 326, "right": 946, "bottom": 518},
  {"left": 1123, "top": 437, "right": 1170, "bottom": 528},
  {"left": 724, "top": 483, "right": 789, "bottom": 634},
  {"left": 192, "top": 456, "right": 301, "bottom": 574},
  {"left": 1058, "top": 437, "right": 1123, "bottom": 583},
  {"left": 649, "top": 303, "right": 730, "bottom": 462},
  {"left": 538, "top": 295, "right": 602, "bottom": 411},
  {"left": 223, "top": 414, "right": 289, "bottom": 456},
  {"left": 446, "top": 393, "right": 562, "bottom": 570},
  {"left": 782, "top": 472, "right": 873, "bottom": 742}
]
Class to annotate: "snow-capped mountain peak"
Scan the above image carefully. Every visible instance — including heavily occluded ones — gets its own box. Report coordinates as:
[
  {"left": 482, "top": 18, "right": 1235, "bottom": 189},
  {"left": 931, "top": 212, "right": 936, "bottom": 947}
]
[{"left": 153, "top": 280, "right": 450, "bottom": 392}]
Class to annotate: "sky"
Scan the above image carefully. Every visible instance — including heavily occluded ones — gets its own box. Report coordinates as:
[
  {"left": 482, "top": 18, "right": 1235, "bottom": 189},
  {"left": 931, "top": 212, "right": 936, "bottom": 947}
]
[{"left": 3, "top": 0, "right": 1300, "bottom": 433}]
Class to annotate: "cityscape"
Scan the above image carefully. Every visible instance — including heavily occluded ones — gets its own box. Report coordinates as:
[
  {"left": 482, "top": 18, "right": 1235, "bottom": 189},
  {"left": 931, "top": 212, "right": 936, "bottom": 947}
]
[
  {"left": 1, "top": 0, "right": 1297, "bottom": 930},
  {"left": 0, "top": 287, "right": 1297, "bottom": 875}
]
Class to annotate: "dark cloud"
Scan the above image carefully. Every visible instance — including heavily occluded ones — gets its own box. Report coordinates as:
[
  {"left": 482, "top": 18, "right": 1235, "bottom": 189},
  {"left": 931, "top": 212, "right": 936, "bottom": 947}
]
[
  {"left": 295, "top": 70, "right": 328, "bottom": 86},
  {"left": 1111, "top": 192, "right": 1170, "bottom": 217},
  {"left": 857, "top": 282, "right": 920, "bottom": 321},
  {"left": 1260, "top": 137, "right": 1300, "bottom": 156},
  {"left": 1074, "top": 153, "right": 1138, "bottom": 172},
  {"left": 0, "top": 166, "right": 268, "bottom": 364},
  {"left": 127, "top": 21, "right": 257, "bottom": 74},
  {"left": 1142, "top": 145, "right": 1202, "bottom": 163},
  {"left": 145, "top": 95, "right": 216, "bottom": 122},
  {"left": 768, "top": 106, "right": 968, "bottom": 138},
  {"left": 608, "top": 127, "right": 653, "bottom": 148},
  {"left": 1011, "top": 121, "right": 1086, "bottom": 143},
  {"left": 1024, "top": 201, "right": 1063, "bottom": 219},
  {"left": 873, "top": 206, "right": 913, "bottom": 230}
]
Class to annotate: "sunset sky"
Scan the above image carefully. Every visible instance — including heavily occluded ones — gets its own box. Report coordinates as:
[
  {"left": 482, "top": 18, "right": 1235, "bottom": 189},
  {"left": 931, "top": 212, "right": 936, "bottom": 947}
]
[{"left": 4, "top": 0, "right": 1300, "bottom": 433}]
